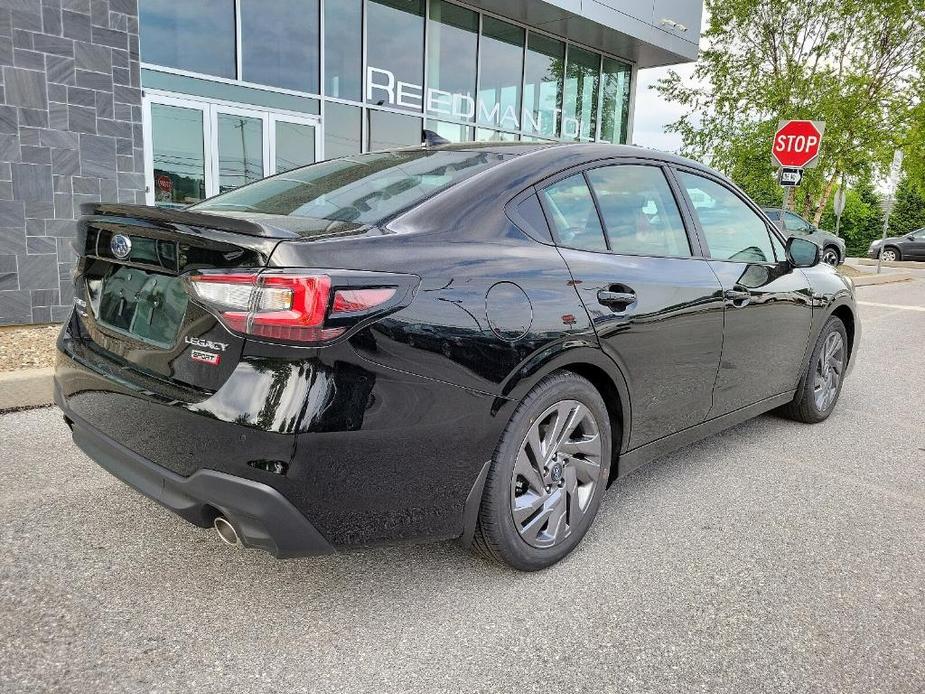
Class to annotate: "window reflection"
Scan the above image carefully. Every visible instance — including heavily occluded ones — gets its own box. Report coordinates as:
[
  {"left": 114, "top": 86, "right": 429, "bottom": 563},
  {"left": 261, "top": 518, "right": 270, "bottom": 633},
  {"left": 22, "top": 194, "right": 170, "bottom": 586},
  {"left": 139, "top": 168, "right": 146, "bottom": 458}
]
[
  {"left": 368, "top": 110, "right": 422, "bottom": 150},
  {"left": 427, "top": 0, "right": 478, "bottom": 122},
  {"left": 324, "top": 0, "right": 362, "bottom": 100},
  {"left": 478, "top": 18, "right": 524, "bottom": 130},
  {"left": 563, "top": 46, "right": 600, "bottom": 141},
  {"left": 241, "top": 0, "right": 319, "bottom": 93},
  {"left": 600, "top": 58, "right": 632, "bottom": 144},
  {"left": 275, "top": 121, "right": 316, "bottom": 173},
  {"left": 366, "top": 0, "right": 425, "bottom": 111},
  {"left": 139, "top": 0, "right": 236, "bottom": 78},
  {"left": 476, "top": 128, "right": 519, "bottom": 142},
  {"left": 217, "top": 113, "right": 264, "bottom": 193},
  {"left": 523, "top": 33, "right": 564, "bottom": 139},
  {"left": 429, "top": 120, "right": 473, "bottom": 143},
  {"left": 150, "top": 104, "right": 206, "bottom": 208},
  {"left": 324, "top": 102, "right": 363, "bottom": 158}
]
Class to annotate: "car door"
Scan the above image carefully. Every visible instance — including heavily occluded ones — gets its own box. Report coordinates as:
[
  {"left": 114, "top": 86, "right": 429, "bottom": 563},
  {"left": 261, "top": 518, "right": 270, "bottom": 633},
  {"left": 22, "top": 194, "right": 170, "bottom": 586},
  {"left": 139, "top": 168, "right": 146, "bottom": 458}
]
[
  {"left": 673, "top": 169, "right": 814, "bottom": 416},
  {"left": 538, "top": 161, "right": 725, "bottom": 448},
  {"left": 904, "top": 228, "right": 925, "bottom": 259}
]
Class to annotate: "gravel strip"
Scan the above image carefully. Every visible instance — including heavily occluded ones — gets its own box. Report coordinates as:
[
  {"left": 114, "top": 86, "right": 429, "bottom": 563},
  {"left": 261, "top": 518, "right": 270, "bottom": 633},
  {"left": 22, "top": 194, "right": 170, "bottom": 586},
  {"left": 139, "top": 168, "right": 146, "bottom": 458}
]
[{"left": 0, "top": 325, "right": 60, "bottom": 372}]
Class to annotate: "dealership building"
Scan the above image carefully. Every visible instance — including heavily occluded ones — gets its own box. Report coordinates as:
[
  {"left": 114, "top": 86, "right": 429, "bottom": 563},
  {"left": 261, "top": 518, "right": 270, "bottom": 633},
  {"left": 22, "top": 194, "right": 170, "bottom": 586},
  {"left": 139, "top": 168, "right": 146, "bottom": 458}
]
[{"left": 0, "top": 0, "right": 701, "bottom": 325}]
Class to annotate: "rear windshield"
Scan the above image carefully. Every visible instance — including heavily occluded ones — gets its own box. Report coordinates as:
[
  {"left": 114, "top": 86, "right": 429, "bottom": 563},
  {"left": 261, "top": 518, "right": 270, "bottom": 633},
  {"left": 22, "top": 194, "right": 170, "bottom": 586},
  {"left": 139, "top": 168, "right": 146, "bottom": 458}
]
[{"left": 193, "top": 150, "right": 507, "bottom": 225}]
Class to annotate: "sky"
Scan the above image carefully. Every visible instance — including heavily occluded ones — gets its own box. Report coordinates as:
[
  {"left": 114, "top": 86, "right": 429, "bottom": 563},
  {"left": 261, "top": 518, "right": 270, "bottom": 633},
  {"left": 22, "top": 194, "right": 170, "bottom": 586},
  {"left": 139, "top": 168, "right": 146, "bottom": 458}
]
[{"left": 631, "top": 64, "right": 697, "bottom": 153}]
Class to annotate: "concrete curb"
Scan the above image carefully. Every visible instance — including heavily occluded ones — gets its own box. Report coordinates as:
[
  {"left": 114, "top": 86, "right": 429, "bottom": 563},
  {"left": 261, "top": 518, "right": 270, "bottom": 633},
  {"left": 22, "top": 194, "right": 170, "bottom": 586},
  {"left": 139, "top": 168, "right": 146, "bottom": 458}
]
[
  {"left": 0, "top": 367, "right": 55, "bottom": 412},
  {"left": 850, "top": 272, "right": 914, "bottom": 287},
  {"left": 848, "top": 257, "right": 925, "bottom": 269}
]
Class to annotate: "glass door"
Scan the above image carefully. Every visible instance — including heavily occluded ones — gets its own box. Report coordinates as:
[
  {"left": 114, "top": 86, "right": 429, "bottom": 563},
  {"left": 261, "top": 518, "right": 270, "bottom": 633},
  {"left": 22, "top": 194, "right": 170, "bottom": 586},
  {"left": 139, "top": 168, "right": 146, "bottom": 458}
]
[
  {"left": 144, "top": 94, "right": 322, "bottom": 206},
  {"left": 270, "top": 115, "right": 319, "bottom": 174}
]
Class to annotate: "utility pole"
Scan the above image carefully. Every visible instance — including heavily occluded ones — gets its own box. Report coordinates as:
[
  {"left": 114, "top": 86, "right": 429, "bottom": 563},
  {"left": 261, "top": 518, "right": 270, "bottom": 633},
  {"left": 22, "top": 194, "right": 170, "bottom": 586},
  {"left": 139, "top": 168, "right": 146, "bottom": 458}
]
[{"left": 877, "top": 150, "right": 904, "bottom": 275}]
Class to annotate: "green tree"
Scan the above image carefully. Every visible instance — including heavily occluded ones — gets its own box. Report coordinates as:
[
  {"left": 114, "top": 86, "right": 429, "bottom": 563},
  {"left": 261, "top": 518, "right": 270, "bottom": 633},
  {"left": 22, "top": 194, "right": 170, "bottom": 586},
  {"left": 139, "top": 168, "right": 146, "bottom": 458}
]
[
  {"left": 889, "top": 177, "right": 925, "bottom": 234},
  {"left": 820, "top": 177, "right": 885, "bottom": 256},
  {"left": 656, "top": 0, "right": 925, "bottom": 223}
]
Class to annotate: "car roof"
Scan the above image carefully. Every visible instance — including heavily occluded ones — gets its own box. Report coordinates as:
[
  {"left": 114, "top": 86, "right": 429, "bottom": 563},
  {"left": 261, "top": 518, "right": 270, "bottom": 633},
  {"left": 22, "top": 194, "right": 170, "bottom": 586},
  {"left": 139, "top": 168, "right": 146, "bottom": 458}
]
[{"left": 393, "top": 140, "right": 720, "bottom": 174}]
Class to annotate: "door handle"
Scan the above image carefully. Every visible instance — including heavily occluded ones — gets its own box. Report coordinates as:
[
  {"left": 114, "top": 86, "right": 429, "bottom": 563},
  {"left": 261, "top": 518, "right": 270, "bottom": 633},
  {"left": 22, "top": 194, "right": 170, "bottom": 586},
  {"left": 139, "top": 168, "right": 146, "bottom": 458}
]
[
  {"left": 724, "top": 288, "right": 751, "bottom": 308},
  {"left": 597, "top": 289, "right": 637, "bottom": 310}
]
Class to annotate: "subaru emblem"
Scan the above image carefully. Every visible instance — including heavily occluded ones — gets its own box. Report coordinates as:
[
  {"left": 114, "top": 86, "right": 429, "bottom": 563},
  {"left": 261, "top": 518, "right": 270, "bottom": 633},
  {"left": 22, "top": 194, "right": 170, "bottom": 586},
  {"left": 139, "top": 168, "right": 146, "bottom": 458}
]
[{"left": 110, "top": 233, "right": 132, "bottom": 260}]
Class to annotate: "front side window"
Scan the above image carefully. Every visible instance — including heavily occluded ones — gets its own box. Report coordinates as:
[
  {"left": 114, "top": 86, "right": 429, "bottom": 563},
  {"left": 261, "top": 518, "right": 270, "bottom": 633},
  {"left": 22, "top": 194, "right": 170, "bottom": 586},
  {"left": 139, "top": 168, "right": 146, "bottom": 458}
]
[
  {"left": 783, "top": 211, "right": 813, "bottom": 234},
  {"left": 139, "top": 0, "right": 236, "bottom": 78},
  {"left": 241, "top": 0, "right": 319, "bottom": 93},
  {"left": 678, "top": 172, "right": 775, "bottom": 263},
  {"left": 540, "top": 174, "right": 607, "bottom": 252},
  {"left": 366, "top": 0, "right": 425, "bottom": 112},
  {"left": 194, "top": 150, "right": 507, "bottom": 225},
  {"left": 586, "top": 166, "right": 690, "bottom": 257}
]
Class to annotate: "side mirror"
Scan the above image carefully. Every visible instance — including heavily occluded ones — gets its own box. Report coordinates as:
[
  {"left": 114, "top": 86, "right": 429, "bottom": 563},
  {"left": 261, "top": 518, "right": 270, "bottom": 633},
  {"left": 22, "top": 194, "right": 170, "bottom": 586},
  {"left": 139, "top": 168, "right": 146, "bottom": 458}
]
[{"left": 786, "top": 236, "right": 820, "bottom": 268}]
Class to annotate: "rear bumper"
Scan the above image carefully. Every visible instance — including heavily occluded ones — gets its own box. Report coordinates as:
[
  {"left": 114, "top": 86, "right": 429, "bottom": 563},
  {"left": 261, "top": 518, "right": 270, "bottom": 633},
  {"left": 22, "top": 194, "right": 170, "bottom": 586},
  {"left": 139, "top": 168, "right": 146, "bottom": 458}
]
[{"left": 58, "top": 389, "right": 334, "bottom": 558}]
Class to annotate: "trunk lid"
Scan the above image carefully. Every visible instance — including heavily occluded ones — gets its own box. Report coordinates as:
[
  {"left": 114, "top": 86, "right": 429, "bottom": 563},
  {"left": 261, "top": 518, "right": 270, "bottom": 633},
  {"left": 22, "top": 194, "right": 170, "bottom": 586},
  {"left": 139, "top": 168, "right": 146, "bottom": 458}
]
[{"left": 71, "top": 203, "right": 284, "bottom": 394}]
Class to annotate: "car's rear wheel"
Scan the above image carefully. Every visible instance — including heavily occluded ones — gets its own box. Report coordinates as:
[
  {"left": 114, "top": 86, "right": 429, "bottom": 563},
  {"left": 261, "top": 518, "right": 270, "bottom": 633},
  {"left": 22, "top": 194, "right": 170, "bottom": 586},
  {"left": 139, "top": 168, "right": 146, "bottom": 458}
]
[
  {"left": 880, "top": 247, "right": 899, "bottom": 262},
  {"left": 779, "top": 316, "right": 848, "bottom": 423},
  {"left": 473, "top": 372, "right": 612, "bottom": 570},
  {"left": 821, "top": 246, "right": 840, "bottom": 266}
]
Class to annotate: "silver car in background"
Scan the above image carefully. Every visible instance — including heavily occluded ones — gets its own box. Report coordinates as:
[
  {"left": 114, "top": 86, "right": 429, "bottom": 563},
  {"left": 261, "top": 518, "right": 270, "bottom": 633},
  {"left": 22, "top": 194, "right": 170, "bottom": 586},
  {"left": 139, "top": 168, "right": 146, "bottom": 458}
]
[{"left": 763, "top": 208, "right": 846, "bottom": 266}]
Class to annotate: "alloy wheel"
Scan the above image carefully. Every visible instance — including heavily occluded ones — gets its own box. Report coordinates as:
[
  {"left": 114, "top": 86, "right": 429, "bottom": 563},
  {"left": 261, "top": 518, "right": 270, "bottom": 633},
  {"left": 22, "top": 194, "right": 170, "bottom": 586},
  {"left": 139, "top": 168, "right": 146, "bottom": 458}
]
[
  {"left": 880, "top": 249, "right": 897, "bottom": 262},
  {"left": 813, "top": 331, "right": 844, "bottom": 411},
  {"left": 822, "top": 248, "right": 839, "bottom": 266},
  {"left": 510, "top": 400, "right": 603, "bottom": 549}
]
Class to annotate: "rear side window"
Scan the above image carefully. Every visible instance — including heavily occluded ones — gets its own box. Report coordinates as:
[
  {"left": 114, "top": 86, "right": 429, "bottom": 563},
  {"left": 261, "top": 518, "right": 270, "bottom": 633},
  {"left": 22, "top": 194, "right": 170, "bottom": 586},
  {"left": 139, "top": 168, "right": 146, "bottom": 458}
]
[
  {"left": 586, "top": 165, "right": 690, "bottom": 257},
  {"left": 540, "top": 174, "right": 607, "bottom": 251},
  {"left": 678, "top": 172, "right": 775, "bottom": 263},
  {"left": 194, "top": 150, "right": 507, "bottom": 225}
]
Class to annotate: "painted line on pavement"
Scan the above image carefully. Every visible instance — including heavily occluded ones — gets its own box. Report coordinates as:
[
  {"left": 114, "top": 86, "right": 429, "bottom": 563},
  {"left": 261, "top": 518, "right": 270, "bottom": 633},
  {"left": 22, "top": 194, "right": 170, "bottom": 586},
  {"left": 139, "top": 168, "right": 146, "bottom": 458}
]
[{"left": 857, "top": 301, "right": 925, "bottom": 312}]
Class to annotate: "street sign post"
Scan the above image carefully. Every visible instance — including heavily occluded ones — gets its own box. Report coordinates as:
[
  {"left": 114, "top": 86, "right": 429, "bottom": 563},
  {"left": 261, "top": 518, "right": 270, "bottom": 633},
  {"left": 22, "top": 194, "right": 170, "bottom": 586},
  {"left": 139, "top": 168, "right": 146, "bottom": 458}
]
[
  {"left": 773, "top": 120, "right": 825, "bottom": 209},
  {"left": 877, "top": 150, "right": 905, "bottom": 274},
  {"left": 833, "top": 186, "right": 847, "bottom": 238}
]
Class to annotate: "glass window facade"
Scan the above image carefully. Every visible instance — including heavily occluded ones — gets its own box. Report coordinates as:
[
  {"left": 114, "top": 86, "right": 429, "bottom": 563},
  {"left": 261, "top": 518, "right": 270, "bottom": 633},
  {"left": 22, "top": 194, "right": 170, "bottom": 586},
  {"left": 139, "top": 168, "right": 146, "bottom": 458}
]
[
  {"left": 427, "top": 1, "right": 478, "bottom": 122},
  {"left": 477, "top": 17, "right": 525, "bottom": 131},
  {"left": 139, "top": 0, "right": 236, "bottom": 78},
  {"left": 523, "top": 33, "right": 564, "bottom": 139},
  {"left": 150, "top": 104, "right": 206, "bottom": 207},
  {"left": 366, "top": 0, "right": 426, "bottom": 111},
  {"left": 241, "top": 0, "right": 320, "bottom": 93},
  {"left": 324, "top": 0, "right": 363, "bottom": 100},
  {"left": 139, "top": 0, "right": 635, "bottom": 199},
  {"left": 563, "top": 46, "right": 600, "bottom": 141}
]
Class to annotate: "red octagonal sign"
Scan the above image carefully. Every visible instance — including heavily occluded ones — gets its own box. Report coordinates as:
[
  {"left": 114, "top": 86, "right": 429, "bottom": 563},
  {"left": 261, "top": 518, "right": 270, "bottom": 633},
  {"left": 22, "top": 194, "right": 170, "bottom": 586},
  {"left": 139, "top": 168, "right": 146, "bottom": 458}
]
[{"left": 772, "top": 120, "right": 824, "bottom": 168}]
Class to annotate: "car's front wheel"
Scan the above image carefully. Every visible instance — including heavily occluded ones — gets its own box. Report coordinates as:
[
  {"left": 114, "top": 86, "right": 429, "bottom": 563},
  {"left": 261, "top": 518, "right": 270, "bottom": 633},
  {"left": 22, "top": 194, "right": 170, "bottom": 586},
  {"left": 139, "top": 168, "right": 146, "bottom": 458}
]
[
  {"left": 473, "top": 372, "right": 612, "bottom": 570},
  {"left": 779, "top": 316, "right": 848, "bottom": 423},
  {"left": 821, "top": 246, "right": 840, "bottom": 266},
  {"left": 880, "top": 247, "right": 899, "bottom": 262}
]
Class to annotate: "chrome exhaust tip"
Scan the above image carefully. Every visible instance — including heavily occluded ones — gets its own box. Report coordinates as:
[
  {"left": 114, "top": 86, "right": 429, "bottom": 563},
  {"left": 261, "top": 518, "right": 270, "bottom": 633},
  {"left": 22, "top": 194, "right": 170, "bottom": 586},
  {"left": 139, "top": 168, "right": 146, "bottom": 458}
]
[{"left": 213, "top": 516, "right": 241, "bottom": 548}]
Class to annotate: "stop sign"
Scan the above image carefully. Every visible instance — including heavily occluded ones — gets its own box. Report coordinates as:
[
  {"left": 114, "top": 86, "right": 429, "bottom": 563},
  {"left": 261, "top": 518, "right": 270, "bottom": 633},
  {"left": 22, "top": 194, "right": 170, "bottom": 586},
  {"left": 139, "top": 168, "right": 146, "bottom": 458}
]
[{"left": 772, "top": 120, "right": 824, "bottom": 168}]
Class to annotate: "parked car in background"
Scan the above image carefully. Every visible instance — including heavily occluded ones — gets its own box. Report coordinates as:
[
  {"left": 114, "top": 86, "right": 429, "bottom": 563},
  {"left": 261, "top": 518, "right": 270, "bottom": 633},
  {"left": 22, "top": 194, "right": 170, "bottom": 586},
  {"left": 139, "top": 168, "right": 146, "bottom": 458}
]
[
  {"left": 868, "top": 228, "right": 925, "bottom": 261},
  {"left": 762, "top": 208, "right": 846, "bottom": 266},
  {"left": 55, "top": 143, "right": 859, "bottom": 571}
]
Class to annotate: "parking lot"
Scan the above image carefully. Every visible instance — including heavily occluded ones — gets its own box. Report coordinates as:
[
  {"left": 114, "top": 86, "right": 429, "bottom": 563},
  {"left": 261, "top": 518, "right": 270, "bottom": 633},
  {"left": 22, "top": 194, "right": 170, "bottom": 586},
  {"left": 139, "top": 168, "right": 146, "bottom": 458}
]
[{"left": 1, "top": 278, "right": 923, "bottom": 694}]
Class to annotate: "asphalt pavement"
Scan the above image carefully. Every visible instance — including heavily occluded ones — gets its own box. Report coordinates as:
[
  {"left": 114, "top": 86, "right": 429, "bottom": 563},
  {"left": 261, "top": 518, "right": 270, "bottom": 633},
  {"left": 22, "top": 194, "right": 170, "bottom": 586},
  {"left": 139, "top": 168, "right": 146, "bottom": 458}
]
[{"left": 1, "top": 279, "right": 923, "bottom": 693}]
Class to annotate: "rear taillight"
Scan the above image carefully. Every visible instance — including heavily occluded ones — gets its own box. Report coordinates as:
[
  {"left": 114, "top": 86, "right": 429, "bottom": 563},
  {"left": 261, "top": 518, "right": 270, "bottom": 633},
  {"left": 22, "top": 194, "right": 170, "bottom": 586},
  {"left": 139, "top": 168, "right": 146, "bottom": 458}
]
[{"left": 186, "top": 270, "right": 409, "bottom": 345}]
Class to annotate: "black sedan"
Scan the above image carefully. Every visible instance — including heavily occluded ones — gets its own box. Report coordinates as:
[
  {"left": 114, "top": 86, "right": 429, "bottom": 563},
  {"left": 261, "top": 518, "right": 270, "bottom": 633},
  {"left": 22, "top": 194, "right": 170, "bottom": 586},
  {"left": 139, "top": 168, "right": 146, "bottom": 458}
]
[
  {"left": 868, "top": 228, "right": 925, "bottom": 261},
  {"left": 55, "top": 143, "right": 860, "bottom": 570}
]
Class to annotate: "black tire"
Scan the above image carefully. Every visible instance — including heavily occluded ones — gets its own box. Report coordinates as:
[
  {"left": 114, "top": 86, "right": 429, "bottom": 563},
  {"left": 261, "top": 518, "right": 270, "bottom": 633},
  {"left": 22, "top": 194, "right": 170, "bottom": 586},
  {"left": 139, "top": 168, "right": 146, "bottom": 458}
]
[
  {"left": 779, "top": 316, "right": 848, "bottom": 423},
  {"left": 472, "top": 371, "right": 613, "bottom": 571},
  {"left": 821, "top": 246, "right": 841, "bottom": 266}
]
